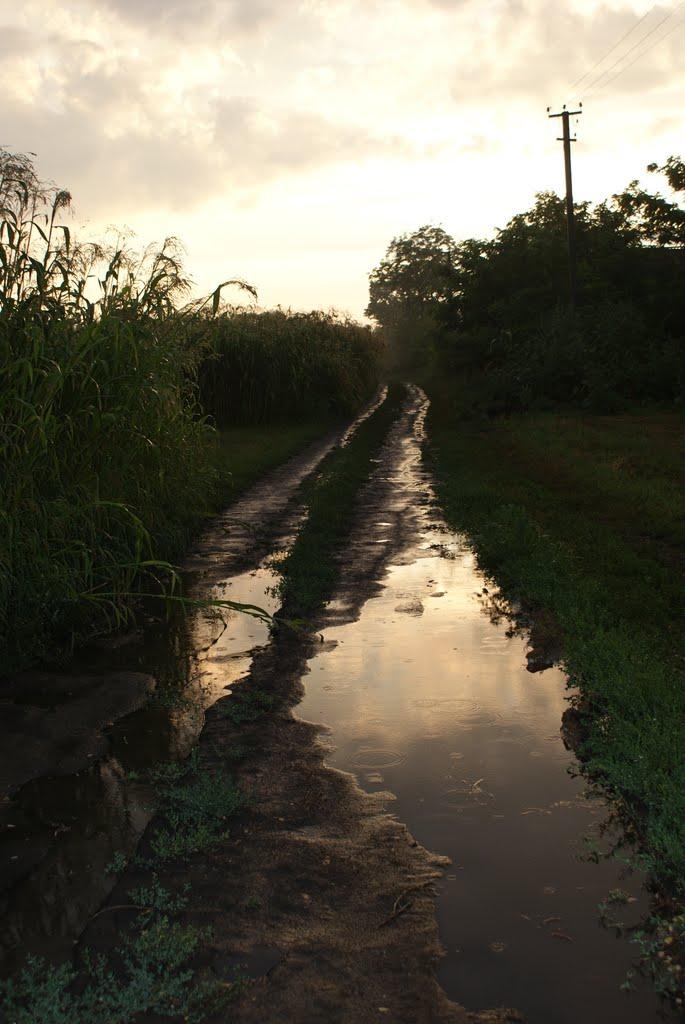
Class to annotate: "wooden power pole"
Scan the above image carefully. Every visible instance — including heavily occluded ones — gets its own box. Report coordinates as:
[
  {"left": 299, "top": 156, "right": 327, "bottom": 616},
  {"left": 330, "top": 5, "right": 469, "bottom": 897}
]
[{"left": 548, "top": 104, "right": 582, "bottom": 309}]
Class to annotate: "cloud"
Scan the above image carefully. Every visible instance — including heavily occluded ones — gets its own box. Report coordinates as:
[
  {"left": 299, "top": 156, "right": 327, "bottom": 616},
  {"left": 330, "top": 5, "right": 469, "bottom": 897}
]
[
  {"left": 211, "top": 97, "right": 406, "bottom": 180},
  {"left": 1, "top": 52, "right": 404, "bottom": 217},
  {"left": 86, "top": 0, "right": 285, "bottom": 40},
  {"left": 445, "top": 1, "right": 684, "bottom": 103},
  {"left": 2, "top": 0, "right": 684, "bottom": 318}
]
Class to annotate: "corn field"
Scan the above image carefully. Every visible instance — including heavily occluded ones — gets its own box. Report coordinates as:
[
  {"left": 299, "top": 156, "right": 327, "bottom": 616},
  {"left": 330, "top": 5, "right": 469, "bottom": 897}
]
[
  {"left": 0, "top": 149, "right": 382, "bottom": 670},
  {"left": 196, "top": 309, "right": 383, "bottom": 425}
]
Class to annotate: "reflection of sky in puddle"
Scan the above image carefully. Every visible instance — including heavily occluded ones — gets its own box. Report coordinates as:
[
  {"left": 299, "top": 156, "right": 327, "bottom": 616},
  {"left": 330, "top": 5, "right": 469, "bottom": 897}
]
[
  {"left": 189, "top": 567, "right": 279, "bottom": 707},
  {"left": 298, "top": 542, "right": 669, "bottom": 1024}
]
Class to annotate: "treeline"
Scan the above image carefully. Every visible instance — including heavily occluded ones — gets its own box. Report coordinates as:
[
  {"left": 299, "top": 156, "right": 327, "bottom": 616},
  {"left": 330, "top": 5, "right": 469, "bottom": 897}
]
[
  {"left": 368, "top": 158, "right": 685, "bottom": 413},
  {"left": 0, "top": 150, "right": 382, "bottom": 670}
]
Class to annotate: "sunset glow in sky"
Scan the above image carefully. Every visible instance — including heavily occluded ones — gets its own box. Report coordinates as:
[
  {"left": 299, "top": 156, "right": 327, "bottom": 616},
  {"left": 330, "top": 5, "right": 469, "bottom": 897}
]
[{"left": 3, "top": 0, "right": 683, "bottom": 316}]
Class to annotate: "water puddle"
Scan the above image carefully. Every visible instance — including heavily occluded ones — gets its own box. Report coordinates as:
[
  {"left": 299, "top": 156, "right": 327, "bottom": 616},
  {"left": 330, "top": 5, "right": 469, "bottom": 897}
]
[
  {"left": 298, "top": 536, "right": 672, "bottom": 1022},
  {"left": 0, "top": 565, "right": 279, "bottom": 970}
]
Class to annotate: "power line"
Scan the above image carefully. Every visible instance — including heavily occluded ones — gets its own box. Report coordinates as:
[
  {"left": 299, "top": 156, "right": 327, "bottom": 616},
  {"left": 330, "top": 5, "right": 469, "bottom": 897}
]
[
  {"left": 568, "top": 4, "right": 657, "bottom": 92},
  {"left": 581, "top": 0, "right": 685, "bottom": 97},
  {"left": 585, "top": 12, "right": 685, "bottom": 97}
]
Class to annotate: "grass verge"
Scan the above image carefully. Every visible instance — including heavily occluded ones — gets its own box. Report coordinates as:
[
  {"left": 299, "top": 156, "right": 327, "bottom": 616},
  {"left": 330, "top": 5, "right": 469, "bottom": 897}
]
[
  {"left": 211, "top": 419, "right": 335, "bottom": 506},
  {"left": 426, "top": 391, "right": 685, "bottom": 1000}
]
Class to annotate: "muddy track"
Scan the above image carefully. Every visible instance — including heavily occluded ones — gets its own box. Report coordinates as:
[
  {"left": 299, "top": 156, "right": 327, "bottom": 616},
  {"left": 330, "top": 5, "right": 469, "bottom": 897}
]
[
  {"left": 184, "top": 386, "right": 388, "bottom": 582},
  {"left": 83, "top": 385, "right": 521, "bottom": 1023}
]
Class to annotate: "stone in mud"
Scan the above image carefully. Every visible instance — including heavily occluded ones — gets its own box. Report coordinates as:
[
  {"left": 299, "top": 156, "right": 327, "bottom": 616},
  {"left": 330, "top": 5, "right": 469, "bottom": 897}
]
[
  {"left": 0, "top": 670, "right": 156, "bottom": 797},
  {"left": 394, "top": 598, "right": 424, "bottom": 616},
  {"left": 560, "top": 705, "right": 590, "bottom": 753}
]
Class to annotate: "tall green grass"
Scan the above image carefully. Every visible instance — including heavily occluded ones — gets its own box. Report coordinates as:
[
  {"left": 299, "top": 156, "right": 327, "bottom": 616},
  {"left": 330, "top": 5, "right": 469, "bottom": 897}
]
[
  {"left": 196, "top": 309, "right": 383, "bottom": 425},
  {"left": 0, "top": 149, "right": 381, "bottom": 671}
]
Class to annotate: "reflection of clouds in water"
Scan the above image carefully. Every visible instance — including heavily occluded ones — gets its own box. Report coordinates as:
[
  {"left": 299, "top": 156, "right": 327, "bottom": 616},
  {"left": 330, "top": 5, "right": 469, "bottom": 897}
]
[
  {"left": 299, "top": 537, "right": 577, "bottom": 849},
  {"left": 189, "top": 566, "right": 279, "bottom": 706},
  {"left": 305, "top": 555, "right": 569, "bottom": 757},
  {"left": 349, "top": 748, "right": 406, "bottom": 769}
]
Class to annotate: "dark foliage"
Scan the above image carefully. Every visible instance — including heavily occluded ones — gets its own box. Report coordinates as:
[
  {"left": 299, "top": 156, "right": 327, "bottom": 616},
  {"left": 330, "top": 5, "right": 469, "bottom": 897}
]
[
  {"left": 369, "top": 159, "right": 685, "bottom": 411},
  {"left": 196, "top": 309, "right": 383, "bottom": 426}
]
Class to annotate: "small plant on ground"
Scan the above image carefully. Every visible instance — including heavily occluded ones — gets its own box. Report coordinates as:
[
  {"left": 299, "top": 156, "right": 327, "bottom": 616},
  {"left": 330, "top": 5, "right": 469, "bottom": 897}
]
[
  {"left": 630, "top": 913, "right": 685, "bottom": 1009},
  {"left": 149, "top": 748, "right": 201, "bottom": 787},
  {"left": 105, "top": 851, "right": 128, "bottom": 875},
  {"left": 0, "top": 917, "right": 239, "bottom": 1024},
  {"left": 150, "top": 764, "right": 243, "bottom": 862},
  {"left": 128, "top": 876, "right": 190, "bottom": 919},
  {"left": 220, "top": 689, "right": 275, "bottom": 724}
]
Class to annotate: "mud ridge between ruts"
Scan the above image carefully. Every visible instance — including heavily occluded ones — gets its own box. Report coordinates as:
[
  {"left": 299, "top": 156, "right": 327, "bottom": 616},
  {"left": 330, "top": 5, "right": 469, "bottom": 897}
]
[
  {"left": 183, "top": 385, "right": 389, "bottom": 583},
  {"left": 82, "top": 385, "right": 522, "bottom": 1023},
  {"left": 0, "top": 391, "right": 391, "bottom": 975}
]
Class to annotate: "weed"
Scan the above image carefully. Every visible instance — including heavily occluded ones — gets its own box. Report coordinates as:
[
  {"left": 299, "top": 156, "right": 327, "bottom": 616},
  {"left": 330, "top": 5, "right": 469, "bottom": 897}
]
[
  {"left": 606, "top": 888, "right": 632, "bottom": 906},
  {"left": 150, "top": 769, "right": 242, "bottom": 863},
  {"left": 105, "top": 852, "right": 128, "bottom": 875},
  {"left": 220, "top": 689, "right": 274, "bottom": 724},
  {"left": 128, "top": 876, "right": 190, "bottom": 918},
  {"left": 149, "top": 748, "right": 201, "bottom": 787},
  {"left": 0, "top": 917, "right": 237, "bottom": 1024},
  {"left": 225, "top": 743, "right": 249, "bottom": 761},
  {"left": 630, "top": 913, "right": 685, "bottom": 1006}
]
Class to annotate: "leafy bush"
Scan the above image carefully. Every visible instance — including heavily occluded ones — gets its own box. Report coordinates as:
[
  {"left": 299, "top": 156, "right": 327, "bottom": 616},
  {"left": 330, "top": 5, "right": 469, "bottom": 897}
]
[{"left": 486, "top": 300, "right": 683, "bottom": 413}]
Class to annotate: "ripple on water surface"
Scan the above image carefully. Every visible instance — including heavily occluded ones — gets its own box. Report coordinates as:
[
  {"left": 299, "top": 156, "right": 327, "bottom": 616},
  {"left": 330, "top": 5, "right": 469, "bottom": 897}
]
[{"left": 297, "top": 541, "right": 673, "bottom": 1024}]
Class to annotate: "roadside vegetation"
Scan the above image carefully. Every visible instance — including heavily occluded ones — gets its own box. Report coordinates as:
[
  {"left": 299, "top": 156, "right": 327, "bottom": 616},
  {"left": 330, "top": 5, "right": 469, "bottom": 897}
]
[
  {"left": 0, "top": 149, "right": 382, "bottom": 673},
  {"left": 0, "top": 749, "right": 245, "bottom": 1023},
  {"left": 370, "top": 157, "right": 684, "bottom": 412},
  {"left": 198, "top": 308, "right": 383, "bottom": 426},
  {"left": 369, "top": 156, "right": 685, "bottom": 1001}
]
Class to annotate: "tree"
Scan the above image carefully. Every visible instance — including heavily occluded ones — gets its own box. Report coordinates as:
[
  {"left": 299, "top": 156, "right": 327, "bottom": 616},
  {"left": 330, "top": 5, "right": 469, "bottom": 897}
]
[
  {"left": 366, "top": 225, "right": 460, "bottom": 368},
  {"left": 613, "top": 157, "right": 685, "bottom": 247}
]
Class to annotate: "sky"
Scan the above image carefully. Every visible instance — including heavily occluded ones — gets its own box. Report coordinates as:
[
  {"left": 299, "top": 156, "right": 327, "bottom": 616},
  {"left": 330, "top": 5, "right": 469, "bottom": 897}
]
[{"left": 2, "top": 0, "right": 683, "bottom": 317}]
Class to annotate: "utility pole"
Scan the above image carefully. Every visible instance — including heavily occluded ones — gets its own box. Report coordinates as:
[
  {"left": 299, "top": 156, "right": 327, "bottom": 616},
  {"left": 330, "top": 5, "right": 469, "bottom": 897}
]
[{"left": 547, "top": 104, "right": 582, "bottom": 310}]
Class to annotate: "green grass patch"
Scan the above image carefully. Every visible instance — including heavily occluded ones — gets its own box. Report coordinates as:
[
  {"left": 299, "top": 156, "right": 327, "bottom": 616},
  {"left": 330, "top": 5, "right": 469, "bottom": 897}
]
[
  {"left": 219, "top": 688, "right": 275, "bottom": 725},
  {"left": 277, "top": 385, "right": 403, "bottom": 617},
  {"left": 0, "top": 916, "right": 236, "bottom": 1024},
  {"left": 211, "top": 419, "right": 337, "bottom": 507},
  {"left": 426, "top": 396, "right": 685, "bottom": 904},
  {"left": 146, "top": 753, "right": 243, "bottom": 863}
]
